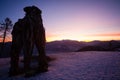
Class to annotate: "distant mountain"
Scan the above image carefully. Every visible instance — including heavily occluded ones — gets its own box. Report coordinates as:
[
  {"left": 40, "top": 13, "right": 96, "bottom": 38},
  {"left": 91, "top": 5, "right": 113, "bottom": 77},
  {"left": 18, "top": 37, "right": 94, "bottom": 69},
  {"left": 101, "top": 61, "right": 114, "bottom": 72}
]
[
  {"left": 77, "top": 40, "right": 120, "bottom": 52},
  {"left": 46, "top": 40, "right": 84, "bottom": 52},
  {"left": 0, "top": 40, "right": 120, "bottom": 58}
]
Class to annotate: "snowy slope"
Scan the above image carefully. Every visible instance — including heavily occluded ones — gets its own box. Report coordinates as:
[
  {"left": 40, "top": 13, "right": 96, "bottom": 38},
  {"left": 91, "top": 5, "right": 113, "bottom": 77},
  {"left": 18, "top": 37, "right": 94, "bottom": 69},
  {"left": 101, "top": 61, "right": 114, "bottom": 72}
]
[{"left": 0, "top": 51, "right": 120, "bottom": 80}]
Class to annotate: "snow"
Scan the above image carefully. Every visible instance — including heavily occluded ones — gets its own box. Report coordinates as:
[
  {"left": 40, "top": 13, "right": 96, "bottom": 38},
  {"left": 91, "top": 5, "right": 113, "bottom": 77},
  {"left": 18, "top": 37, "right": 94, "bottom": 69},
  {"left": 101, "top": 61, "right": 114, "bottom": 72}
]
[{"left": 0, "top": 51, "right": 120, "bottom": 80}]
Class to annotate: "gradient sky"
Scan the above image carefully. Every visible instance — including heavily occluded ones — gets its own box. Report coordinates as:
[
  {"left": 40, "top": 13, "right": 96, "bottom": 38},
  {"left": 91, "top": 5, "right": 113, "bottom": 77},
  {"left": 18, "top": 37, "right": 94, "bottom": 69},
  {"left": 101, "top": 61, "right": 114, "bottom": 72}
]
[{"left": 0, "top": 0, "right": 120, "bottom": 42}]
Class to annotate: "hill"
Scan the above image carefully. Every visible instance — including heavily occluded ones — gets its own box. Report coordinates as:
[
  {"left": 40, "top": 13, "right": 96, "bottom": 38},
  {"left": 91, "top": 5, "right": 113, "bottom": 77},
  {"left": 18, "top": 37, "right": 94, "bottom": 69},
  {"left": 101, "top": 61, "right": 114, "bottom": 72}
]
[{"left": 77, "top": 40, "right": 120, "bottom": 52}]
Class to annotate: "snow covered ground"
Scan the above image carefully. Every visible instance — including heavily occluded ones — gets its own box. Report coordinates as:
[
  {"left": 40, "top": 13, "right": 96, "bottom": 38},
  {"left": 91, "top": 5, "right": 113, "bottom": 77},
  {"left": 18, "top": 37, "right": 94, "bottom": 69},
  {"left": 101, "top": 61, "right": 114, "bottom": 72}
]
[{"left": 0, "top": 51, "right": 120, "bottom": 80}]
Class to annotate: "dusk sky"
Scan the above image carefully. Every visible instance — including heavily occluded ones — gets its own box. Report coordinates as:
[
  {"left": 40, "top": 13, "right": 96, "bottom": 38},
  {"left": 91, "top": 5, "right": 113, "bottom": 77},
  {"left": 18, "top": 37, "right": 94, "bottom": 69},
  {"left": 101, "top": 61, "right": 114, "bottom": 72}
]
[{"left": 0, "top": 0, "right": 120, "bottom": 42}]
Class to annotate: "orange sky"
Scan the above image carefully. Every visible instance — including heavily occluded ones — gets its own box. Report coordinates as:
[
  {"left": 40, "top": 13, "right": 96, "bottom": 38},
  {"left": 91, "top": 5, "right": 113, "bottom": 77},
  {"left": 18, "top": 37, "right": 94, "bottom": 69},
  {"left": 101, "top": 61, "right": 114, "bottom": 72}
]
[
  {"left": 46, "top": 33, "right": 120, "bottom": 42},
  {"left": 0, "top": 32, "right": 120, "bottom": 42}
]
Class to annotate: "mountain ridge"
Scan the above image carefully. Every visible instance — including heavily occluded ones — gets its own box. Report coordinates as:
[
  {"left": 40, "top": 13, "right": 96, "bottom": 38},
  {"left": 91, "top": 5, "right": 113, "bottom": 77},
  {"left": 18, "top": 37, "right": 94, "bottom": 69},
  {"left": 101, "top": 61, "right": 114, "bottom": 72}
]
[{"left": 0, "top": 40, "right": 120, "bottom": 58}]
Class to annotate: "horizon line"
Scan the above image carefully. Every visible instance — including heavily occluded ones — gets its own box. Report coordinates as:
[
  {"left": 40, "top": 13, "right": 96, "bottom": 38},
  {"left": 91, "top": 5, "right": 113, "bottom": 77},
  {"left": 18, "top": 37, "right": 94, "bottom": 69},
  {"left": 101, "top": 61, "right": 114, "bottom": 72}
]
[{"left": 1, "top": 39, "right": 120, "bottom": 43}]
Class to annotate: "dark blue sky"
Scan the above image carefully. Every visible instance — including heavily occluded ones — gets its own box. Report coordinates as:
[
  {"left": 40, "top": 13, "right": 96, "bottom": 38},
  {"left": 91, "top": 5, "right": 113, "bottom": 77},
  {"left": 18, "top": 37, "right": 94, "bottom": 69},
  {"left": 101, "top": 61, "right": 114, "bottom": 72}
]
[
  {"left": 0, "top": 0, "right": 44, "bottom": 23},
  {"left": 0, "top": 0, "right": 120, "bottom": 23},
  {"left": 0, "top": 0, "right": 120, "bottom": 41}
]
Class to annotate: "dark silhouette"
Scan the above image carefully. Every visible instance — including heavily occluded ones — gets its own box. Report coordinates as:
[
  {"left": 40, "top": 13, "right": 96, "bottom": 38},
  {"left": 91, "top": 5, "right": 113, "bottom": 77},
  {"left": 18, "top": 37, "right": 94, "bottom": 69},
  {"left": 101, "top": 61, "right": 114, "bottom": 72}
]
[{"left": 9, "top": 6, "right": 48, "bottom": 77}]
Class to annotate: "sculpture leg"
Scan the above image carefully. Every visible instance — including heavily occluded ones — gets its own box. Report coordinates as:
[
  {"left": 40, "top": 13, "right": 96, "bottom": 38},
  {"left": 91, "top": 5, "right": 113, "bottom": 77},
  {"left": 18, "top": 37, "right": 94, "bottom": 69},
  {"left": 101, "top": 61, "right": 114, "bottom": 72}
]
[
  {"left": 23, "top": 40, "right": 33, "bottom": 73},
  {"left": 9, "top": 36, "right": 23, "bottom": 76},
  {"left": 35, "top": 37, "right": 48, "bottom": 72}
]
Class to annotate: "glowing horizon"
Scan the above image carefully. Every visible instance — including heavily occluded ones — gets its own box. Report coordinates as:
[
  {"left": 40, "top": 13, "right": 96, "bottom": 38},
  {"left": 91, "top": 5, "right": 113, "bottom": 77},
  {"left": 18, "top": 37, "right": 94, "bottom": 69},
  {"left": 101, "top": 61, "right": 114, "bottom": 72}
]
[
  {"left": 46, "top": 32, "right": 120, "bottom": 42},
  {"left": 1, "top": 32, "right": 120, "bottom": 42}
]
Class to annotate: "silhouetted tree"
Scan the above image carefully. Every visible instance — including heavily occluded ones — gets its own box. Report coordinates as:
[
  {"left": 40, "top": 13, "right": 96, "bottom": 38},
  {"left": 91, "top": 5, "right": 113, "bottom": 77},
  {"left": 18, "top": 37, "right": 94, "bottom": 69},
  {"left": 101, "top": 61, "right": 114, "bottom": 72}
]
[{"left": 0, "top": 17, "right": 13, "bottom": 56}]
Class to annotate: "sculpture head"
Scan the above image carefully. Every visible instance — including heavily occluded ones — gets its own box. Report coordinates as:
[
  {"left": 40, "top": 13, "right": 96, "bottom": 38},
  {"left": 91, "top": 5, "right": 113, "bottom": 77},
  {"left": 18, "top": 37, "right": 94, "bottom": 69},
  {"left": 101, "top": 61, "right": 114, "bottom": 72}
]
[{"left": 24, "top": 6, "right": 42, "bottom": 15}]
